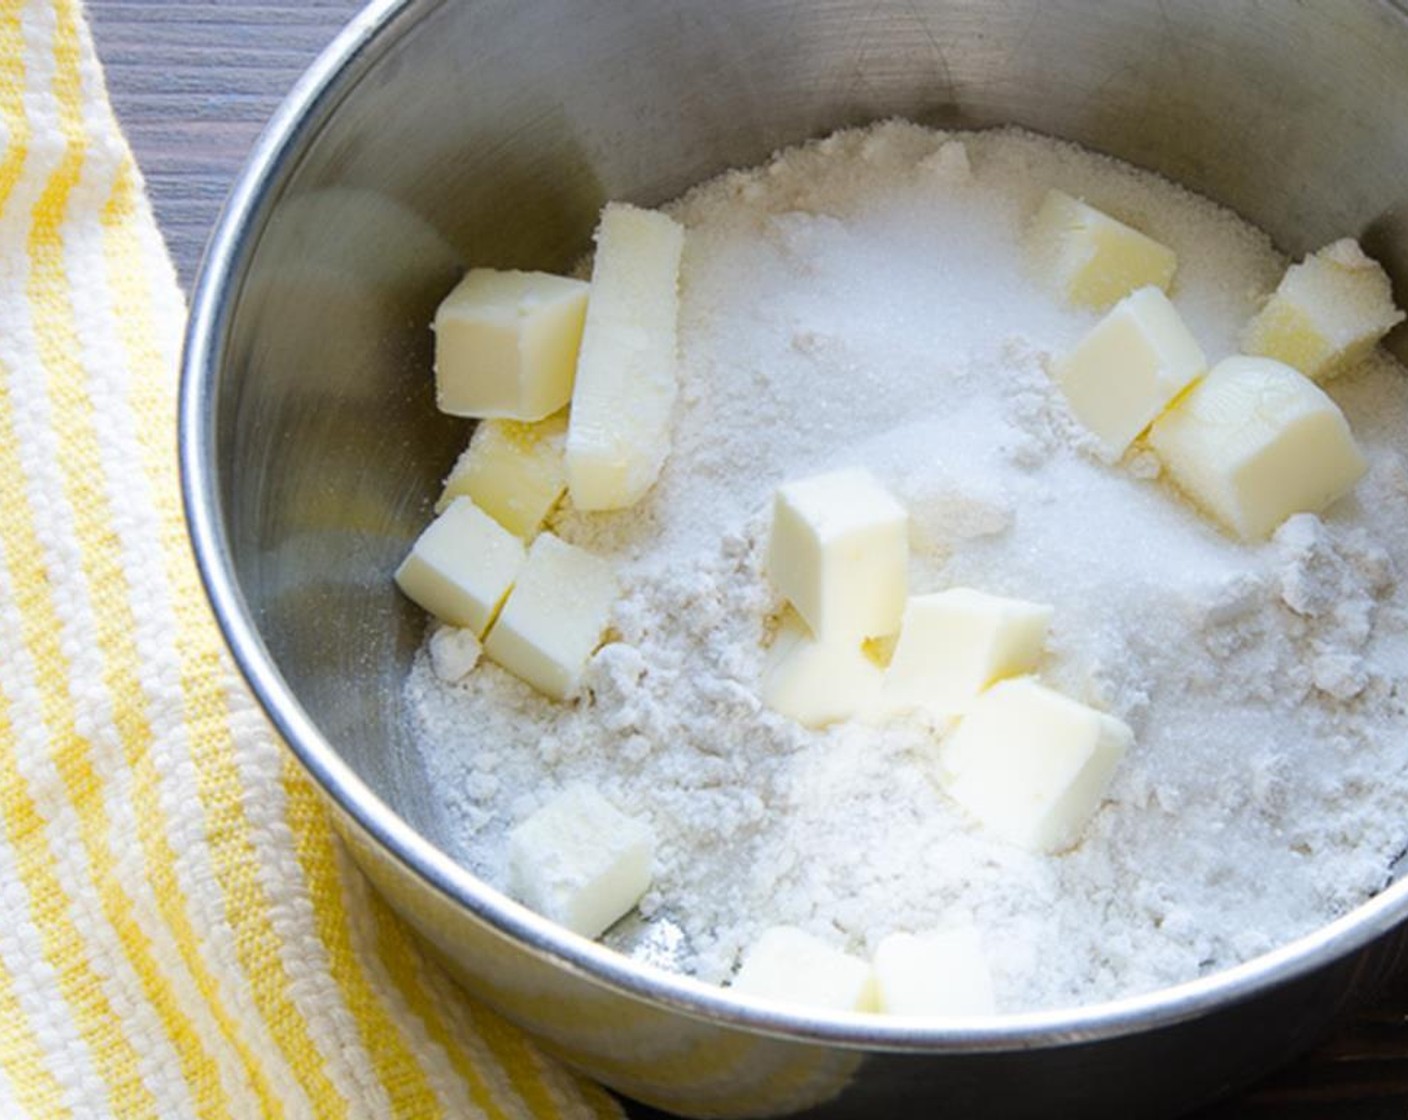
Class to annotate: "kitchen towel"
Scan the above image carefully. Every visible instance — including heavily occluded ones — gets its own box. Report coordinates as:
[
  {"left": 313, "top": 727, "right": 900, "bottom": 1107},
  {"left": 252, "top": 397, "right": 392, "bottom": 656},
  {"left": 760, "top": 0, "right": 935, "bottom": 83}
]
[{"left": 0, "top": 2, "right": 621, "bottom": 1116}]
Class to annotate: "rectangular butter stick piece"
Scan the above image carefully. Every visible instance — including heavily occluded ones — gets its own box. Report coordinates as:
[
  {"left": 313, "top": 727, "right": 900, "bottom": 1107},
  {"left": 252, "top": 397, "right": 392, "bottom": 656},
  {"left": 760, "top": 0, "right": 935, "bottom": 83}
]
[
  {"left": 438, "top": 412, "right": 568, "bottom": 537},
  {"left": 1243, "top": 238, "right": 1404, "bottom": 382},
  {"left": 507, "top": 786, "right": 654, "bottom": 939},
  {"left": 1029, "top": 189, "right": 1178, "bottom": 310},
  {"left": 566, "top": 203, "right": 685, "bottom": 511},
  {"left": 483, "top": 533, "right": 616, "bottom": 700},
  {"left": 433, "top": 269, "right": 587, "bottom": 420},
  {"left": 1148, "top": 355, "right": 1366, "bottom": 541},
  {"left": 731, "top": 927, "right": 875, "bottom": 1013},
  {"left": 937, "top": 677, "right": 1131, "bottom": 853}
]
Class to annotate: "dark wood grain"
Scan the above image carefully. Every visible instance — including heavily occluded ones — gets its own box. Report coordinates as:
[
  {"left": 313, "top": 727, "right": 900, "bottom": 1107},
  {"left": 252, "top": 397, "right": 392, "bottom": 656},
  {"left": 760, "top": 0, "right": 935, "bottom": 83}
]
[
  {"left": 84, "top": 2, "right": 1408, "bottom": 1115},
  {"left": 88, "top": 0, "right": 362, "bottom": 286},
  {"left": 1194, "top": 970, "right": 1408, "bottom": 1118}
]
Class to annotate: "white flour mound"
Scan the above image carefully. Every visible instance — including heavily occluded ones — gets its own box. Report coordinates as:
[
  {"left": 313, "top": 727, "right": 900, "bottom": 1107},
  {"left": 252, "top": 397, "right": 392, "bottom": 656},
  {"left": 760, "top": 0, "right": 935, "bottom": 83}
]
[{"left": 406, "top": 122, "right": 1408, "bottom": 1012}]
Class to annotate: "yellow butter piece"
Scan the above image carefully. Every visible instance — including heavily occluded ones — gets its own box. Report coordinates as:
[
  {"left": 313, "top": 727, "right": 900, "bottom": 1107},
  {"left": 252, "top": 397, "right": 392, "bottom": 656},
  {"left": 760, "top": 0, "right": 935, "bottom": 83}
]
[
  {"left": 761, "top": 612, "right": 883, "bottom": 729},
  {"left": 731, "top": 927, "right": 875, "bottom": 1013},
  {"left": 507, "top": 785, "right": 654, "bottom": 940},
  {"left": 433, "top": 268, "right": 589, "bottom": 420},
  {"left": 566, "top": 203, "right": 685, "bottom": 511},
  {"left": 483, "top": 533, "right": 616, "bottom": 700},
  {"left": 395, "top": 497, "right": 525, "bottom": 634},
  {"left": 1054, "top": 287, "right": 1208, "bottom": 459},
  {"left": 1029, "top": 189, "right": 1178, "bottom": 309},
  {"left": 879, "top": 589, "right": 1052, "bottom": 718},
  {"left": 937, "top": 678, "right": 1131, "bottom": 853},
  {"left": 1148, "top": 355, "right": 1367, "bottom": 541},
  {"left": 872, "top": 927, "right": 996, "bottom": 1017},
  {"left": 1243, "top": 238, "right": 1404, "bottom": 381},
  {"left": 767, "top": 468, "right": 908, "bottom": 643},
  {"left": 437, "top": 411, "right": 568, "bottom": 537}
]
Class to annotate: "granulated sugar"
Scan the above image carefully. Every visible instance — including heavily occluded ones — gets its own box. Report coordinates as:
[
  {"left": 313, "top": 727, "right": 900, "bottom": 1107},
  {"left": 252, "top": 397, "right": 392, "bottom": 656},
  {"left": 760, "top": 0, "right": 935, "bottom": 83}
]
[{"left": 406, "top": 122, "right": 1408, "bottom": 1011}]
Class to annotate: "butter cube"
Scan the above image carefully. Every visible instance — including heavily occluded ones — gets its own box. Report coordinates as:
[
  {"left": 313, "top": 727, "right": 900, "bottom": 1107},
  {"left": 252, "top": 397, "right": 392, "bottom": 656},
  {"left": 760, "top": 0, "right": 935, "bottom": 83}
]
[
  {"left": 767, "top": 468, "right": 908, "bottom": 642},
  {"left": 437, "top": 411, "right": 568, "bottom": 537},
  {"left": 880, "top": 589, "right": 1052, "bottom": 718},
  {"left": 1054, "top": 287, "right": 1208, "bottom": 458},
  {"left": 937, "top": 678, "right": 1131, "bottom": 852},
  {"left": 1148, "top": 355, "right": 1367, "bottom": 541},
  {"left": 1029, "top": 189, "right": 1178, "bottom": 309},
  {"left": 872, "top": 927, "right": 996, "bottom": 1017},
  {"left": 731, "top": 927, "right": 875, "bottom": 1013},
  {"left": 507, "top": 786, "right": 653, "bottom": 940},
  {"left": 566, "top": 204, "right": 685, "bottom": 511},
  {"left": 433, "top": 269, "right": 589, "bottom": 420},
  {"left": 1244, "top": 239, "right": 1404, "bottom": 381},
  {"left": 483, "top": 533, "right": 616, "bottom": 700},
  {"left": 761, "top": 612, "right": 883, "bottom": 729},
  {"left": 394, "top": 497, "right": 525, "bottom": 634}
]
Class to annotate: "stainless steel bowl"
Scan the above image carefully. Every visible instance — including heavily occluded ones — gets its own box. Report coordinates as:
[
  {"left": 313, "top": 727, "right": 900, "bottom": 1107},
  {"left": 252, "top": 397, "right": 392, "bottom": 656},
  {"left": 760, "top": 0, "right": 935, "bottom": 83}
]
[{"left": 180, "top": 2, "right": 1408, "bottom": 1116}]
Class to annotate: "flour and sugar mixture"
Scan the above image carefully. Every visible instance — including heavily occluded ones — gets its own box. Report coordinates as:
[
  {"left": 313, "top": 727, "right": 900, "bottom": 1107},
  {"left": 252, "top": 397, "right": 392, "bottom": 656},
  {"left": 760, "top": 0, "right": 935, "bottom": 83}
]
[{"left": 406, "top": 122, "right": 1408, "bottom": 1011}]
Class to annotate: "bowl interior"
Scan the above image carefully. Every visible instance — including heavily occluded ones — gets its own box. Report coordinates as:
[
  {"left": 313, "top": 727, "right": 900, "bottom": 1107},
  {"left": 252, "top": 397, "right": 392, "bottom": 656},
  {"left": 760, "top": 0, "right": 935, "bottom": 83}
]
[{"left": 195, "top": 0, "right": 1408, "bottom": 1014}]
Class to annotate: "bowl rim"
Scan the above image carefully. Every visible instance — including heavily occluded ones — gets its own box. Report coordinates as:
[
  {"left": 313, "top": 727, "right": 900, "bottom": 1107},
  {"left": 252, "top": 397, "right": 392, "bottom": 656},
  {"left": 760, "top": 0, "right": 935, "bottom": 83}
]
[{"left": 179, "top": 0, "right": 1408, "bottom": 1053}]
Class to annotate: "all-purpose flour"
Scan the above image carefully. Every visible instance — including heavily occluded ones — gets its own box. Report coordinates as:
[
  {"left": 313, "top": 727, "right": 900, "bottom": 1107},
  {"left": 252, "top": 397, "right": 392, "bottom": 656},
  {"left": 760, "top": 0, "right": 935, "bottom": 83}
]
[{"left": 406, "top": 123, "right": 1408, "bottom": 1011}]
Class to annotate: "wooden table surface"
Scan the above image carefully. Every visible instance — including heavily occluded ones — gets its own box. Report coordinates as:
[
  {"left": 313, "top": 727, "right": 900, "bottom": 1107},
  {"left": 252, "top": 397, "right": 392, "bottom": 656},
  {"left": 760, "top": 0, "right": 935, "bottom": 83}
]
[{"left": 84, "top": 2, "right": 1408, "bottom": 1116}]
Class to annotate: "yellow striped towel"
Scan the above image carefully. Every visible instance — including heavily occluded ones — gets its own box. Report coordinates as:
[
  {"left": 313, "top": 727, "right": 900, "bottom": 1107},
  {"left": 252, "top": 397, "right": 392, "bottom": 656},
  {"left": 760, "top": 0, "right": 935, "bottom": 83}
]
[{"left": 0, "top": 3, "right": 623, "bottom": 1117}]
